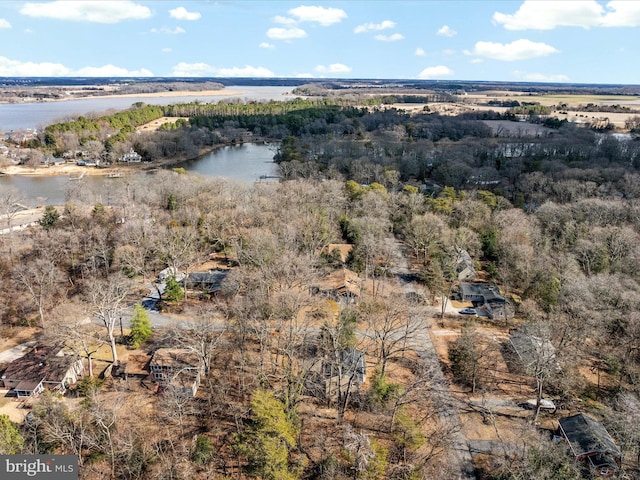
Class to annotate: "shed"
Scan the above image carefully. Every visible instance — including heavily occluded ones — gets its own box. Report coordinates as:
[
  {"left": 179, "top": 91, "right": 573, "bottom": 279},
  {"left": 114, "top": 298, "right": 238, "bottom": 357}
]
[
  {"left": 558, "top": 413, "right": 621, "bottom": 477},
  {"left": 149, "top": 348, "right": 202, "bottom": 397}
]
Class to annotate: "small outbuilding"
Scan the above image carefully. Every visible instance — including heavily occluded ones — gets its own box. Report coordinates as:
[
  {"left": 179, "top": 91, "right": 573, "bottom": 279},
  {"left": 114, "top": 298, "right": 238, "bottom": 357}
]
[
  {"left": 558, "top": 413, "right": 621, "bottom": 477},
  {"left": 149, "top": 348, "right": 202, "bottom": 397}
]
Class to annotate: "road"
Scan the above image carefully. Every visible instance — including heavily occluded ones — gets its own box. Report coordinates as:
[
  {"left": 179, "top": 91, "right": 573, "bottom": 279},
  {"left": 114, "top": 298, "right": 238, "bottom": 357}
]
[
  {"left": 390, "top": 241, "right": 477, "bottom": 480},
  {"left": 0, "top": 339, "right": 39, "bottom": 364}
]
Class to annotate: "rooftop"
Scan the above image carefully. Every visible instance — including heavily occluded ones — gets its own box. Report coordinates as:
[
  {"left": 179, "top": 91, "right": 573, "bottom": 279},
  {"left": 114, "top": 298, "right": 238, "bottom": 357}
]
[
  {"left": 1, "top": 344, "right": 79, "bottom": 385},
  {"left": 559, "top": 413, "right": 620, "bottom": 460},
  {"left": 150, "top": 348, "right": 200, "bottom": 370}
]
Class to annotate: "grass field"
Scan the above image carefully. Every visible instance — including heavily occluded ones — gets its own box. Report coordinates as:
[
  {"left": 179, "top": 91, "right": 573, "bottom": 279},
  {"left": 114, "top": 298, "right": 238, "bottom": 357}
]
[{"left": 528, "top": 94, "right": 640, "bottom": 106}]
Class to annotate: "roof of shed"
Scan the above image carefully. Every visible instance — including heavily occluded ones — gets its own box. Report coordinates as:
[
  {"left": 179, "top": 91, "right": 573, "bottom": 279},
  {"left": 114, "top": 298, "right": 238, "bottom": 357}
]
[{"left": 559, "top": 413, "right": 620, "bottom": 458}]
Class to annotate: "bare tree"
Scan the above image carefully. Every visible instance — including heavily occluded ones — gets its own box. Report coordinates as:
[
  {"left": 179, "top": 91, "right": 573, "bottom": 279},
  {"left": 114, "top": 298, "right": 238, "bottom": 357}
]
[
  {"left": 166, "top": 305, "right": 226, "bottom": 377},
  {"left": 13, "top": 257, "right": 61, "bottom": 328},
  {"left": 86, "top": 275, "right": 131, "bottom": 365},
  {"left": 361, "top": 292, "right": 422, "bottom": 377},
  {"left": 49, "top": 303, "right": 104, "bottom": 378},
  {"left": 0, "top": 186, "right": 27, "bottom": 258}
]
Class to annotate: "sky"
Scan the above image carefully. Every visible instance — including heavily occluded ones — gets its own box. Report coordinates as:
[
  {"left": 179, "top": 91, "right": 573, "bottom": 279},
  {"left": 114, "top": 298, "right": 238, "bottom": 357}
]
[{"left": 0, "top": 0, "right": 639, "bottom": 84}]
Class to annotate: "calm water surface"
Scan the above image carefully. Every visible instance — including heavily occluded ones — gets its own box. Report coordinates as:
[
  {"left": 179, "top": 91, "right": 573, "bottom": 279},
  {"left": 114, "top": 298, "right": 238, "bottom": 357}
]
[
  {"left": 0, "top": 86, "right": 298, "bottom": 131},
  {"left": 0, "top": 143, "right": 278, "bottom": 205}
]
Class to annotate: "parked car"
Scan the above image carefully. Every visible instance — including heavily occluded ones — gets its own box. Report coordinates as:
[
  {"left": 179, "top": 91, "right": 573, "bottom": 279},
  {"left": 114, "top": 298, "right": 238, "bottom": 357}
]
[
  {"left": 459, "top": 308, "right": 477, "bottom": 315},
  {"left": 518, "top": 399, "right": 557, "bottom": 413}
]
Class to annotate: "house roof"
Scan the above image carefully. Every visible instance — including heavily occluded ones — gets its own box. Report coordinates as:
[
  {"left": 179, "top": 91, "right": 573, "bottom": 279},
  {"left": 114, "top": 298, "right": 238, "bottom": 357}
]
[
  {"left": 1, "top": 344, "right": 79, "bottom": 386},
  {"left": 123, "top": 354, "right": 150, "bottom": 376},
  {"left": 559, "top": 413, "right": 620, "bottom": 459},
  {"left": 150, "top": 348, "right": 200, "bottom": 370},
  {"left": 323, "top": 348, "right": 366, "bottom": 383},
  {"left": 509, "top": 330, "right": 557, "bottom": 368},
  {"left": 183, "top": 269, "right": 229, "bottom": 292},
  {"left": 459, "top": 282, "right": 505, "bottom": 304},
  {"left": 318, "top": 268, "right": 360, "bottom": 296}
]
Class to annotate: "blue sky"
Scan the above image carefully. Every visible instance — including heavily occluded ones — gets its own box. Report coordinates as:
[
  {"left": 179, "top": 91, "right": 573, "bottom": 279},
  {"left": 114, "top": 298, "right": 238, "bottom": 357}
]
[{"left": 0, "top": 1, "right": 639, "bottom": 83}]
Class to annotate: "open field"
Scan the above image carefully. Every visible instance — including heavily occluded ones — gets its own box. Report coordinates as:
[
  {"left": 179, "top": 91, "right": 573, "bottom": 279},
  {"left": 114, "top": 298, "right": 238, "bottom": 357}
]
[{"left": 529, "top": 94, "right": 640, "bottom": 107}]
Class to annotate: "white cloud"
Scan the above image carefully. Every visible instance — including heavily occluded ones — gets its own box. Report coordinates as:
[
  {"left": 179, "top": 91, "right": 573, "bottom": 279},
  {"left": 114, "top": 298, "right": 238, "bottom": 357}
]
[
  {"left": 171, "top": 62, "right": 275, "bottom": 77},
  {"left": 512, "top": 70, "right": 570, "bottom": 82},
  {"left": 467, "top": 39, "right": 559, "bottom": 61},
  {"left": 295, "top": 72, "right": 314, "bottom": 78},
  {"left": 354, "top": 20, "right": 395, "bottom": 33},
  {"left": 273, "top": 15, "right": 296, "bottom": 25},
  {"left": 20, "top": 0, "right": 151, "bottom": 23},
  {"left": 415, "top": 47, "right": 426, "bottom": 57},
  {"left": 161, "top": 47, "right": 172, "bottom": 53},
  {"left": 436, "top": 25, "right": 456, "bottom": 36},
  {"left": 442, "top": 49, "right": 456, "bottom": 55},
  {"left": 417, "top": 65, "right": 453, "bottom": 79},
  {"left": 151, "top": 26, "right": 185, "bottom": 34},
  {"left": 375, "top": 33, "right": 404, "bottom": 42},
  {"left": 470, "top": 58, "right": 484, "bottom": 64},
  {"left": 314, "top": 63, "right": 352, "bottom": 74},
  {"left": 0, "top": 56, "right": 153, "bottom": 76},
  {"left": 75, "top": 65, "right": 154, "bottom": 76},
  {"left": 0, "top": 19, "right": 11, "bottom": 28},
  {"left": 259, "top": 42, "right": 275, "bottom": 49},
  {"left": 288, "top": 5, "right": 347, "bottom": 26},
  {"left": 266, "top": 27, "right": 306, "bottom": 40},
  {"left": 169, "top": 6, "right": 201, "bottom": 21},
  {"left": 493, "top": 0, "right": 640, "bottom": 30}
]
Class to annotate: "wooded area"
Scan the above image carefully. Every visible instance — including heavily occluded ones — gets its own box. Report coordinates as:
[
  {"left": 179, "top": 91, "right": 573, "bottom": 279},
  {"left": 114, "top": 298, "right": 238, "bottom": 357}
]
[{"left": 2, "top": 91, "right": 640, "bottom": 479}]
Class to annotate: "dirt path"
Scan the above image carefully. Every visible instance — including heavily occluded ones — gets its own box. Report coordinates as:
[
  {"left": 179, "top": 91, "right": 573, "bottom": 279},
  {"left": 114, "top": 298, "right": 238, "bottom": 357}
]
[{"left": 390, "top": 241, "right": 477, "bottom": 480}]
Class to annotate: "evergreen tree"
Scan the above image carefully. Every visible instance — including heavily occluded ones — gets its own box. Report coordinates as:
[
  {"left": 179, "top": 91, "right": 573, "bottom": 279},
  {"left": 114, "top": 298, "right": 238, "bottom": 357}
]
[
  {"left": 235, "top": 390, "right": 299, "bottom": 480},
  {"left": 164, "top": 275, "right": 184, "bottom": 302},
  {"left": 39, "top": 205, "right": 59, "bottom": 230},
  {"left": 0, "top": 414, "right": 24, "bottom": 454},
  {"left": 129, "top": 303, "right": 152, "bottom": 348}
]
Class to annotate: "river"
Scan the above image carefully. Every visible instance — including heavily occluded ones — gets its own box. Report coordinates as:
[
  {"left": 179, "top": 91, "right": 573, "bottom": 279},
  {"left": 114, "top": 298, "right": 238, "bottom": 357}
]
[
  {"left": 0, "top": 85, "right": 298, "bottom": 131},
  {"left": 0, "top": 143, "right": 278, "bottom": 205}
]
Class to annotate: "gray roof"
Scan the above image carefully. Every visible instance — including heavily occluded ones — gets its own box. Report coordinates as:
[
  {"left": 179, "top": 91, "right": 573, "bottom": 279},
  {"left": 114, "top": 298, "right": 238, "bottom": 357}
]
[
  {"left": 323, "top": 348, "right": 366, "bottom": 383},
  {"left": 183, "top": 270, "right": 229, "bottom": 292},
  {"left": 1, "top": 344, "right": 79, "bottom": 386},
  {"left": 509, "top": 330, "right": 557, "bottom": 367},
  {"left": 458, "top": 282, "right": 505, "bottom": 304},
  {"left": 559, "top": 413, "right": 620, "bottom": 459}
]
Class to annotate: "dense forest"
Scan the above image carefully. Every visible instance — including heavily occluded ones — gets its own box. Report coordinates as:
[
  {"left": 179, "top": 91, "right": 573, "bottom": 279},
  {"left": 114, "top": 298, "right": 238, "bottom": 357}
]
[{"left": 2, "top": 96, "right": 640, "bottom": 479}]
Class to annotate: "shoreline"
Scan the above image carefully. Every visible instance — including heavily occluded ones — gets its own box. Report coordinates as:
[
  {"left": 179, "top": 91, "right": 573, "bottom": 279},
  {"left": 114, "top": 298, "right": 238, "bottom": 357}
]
[
  {"left": 0, "top": 88, "right": 247, "bottom": 105},
  {"left": 0, "top": 140, "right": 273, "bottom": 177}
]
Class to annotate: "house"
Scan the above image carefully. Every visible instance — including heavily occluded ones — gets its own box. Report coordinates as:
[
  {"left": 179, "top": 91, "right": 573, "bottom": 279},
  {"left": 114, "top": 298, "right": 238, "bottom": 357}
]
[
  {"left": 312, "top": 268, "right": 360, "bottom": 300},
  {"left": 120, "top": 148, "right": 142, "bottom": 163},
  {"left": 305, "top": 347, "right": 367, "bottom": 401},
  {"left": 558, "top": 413, "right": 621, "bottom": 477},
  {"left": 455, "top": 248, "right": 477, "bottom": 281},
  {"left": 0, "top": 344, "right": 84, "bottom": 398},
  {"left": 457, "top": 282, "right": 506, "bottom": 319},
  {"left": 182, "top": 269, "right": 230, "bottom": 295},
  {"left": 149, "top": 348, "right": 202, "bottom": 397},
  {"left": 321, "top": 348, "right": 367, "bottom": 400}
]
